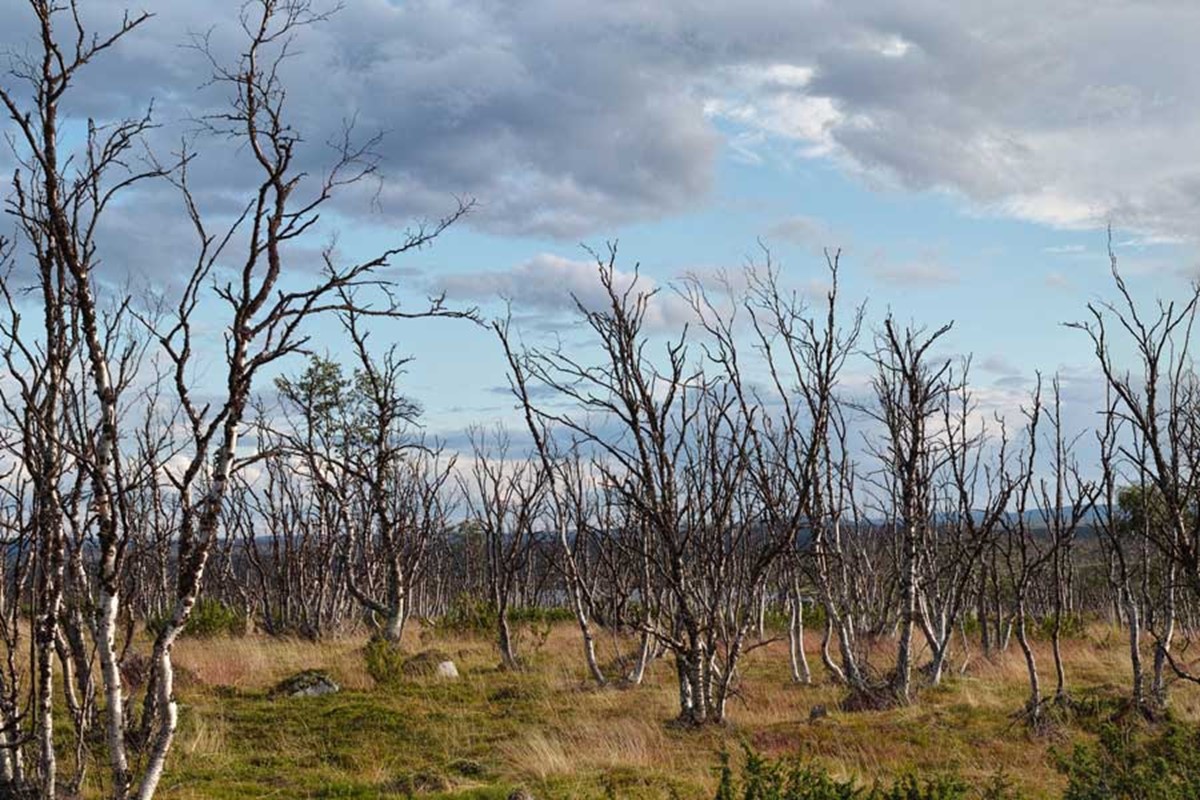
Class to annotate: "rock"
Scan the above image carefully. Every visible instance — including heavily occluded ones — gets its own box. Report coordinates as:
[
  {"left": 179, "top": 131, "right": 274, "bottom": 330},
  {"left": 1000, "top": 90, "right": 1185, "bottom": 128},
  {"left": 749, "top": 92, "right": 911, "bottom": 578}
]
[
  {"left": 270, "top": 669, "right": 340, "bottom": 698},
  {"left": 809, "top": 704, "right": 828, "bottom": 722},
  {"left": 401, "top": 649, "right": 454, "bottom": 677},
  {"left": 507, "top": 789, "right": 535, "bottom": 800},
  {"left": 435, "top": 660, "right": 460, "bottom": 680}
]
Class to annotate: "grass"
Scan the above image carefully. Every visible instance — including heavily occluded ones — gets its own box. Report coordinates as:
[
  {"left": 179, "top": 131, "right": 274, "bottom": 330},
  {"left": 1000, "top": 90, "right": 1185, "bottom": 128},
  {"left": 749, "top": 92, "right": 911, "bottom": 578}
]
[{"left": 136, "top": 623, "right": 1200, "bottom": 799}]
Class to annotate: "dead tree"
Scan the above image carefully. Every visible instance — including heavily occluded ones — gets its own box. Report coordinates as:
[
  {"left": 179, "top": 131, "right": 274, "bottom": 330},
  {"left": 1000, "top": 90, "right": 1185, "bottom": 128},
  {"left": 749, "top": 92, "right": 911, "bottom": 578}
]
[
  {"left": 1001, "top": 377, "right": 1053, "bottom": 728},
  {"left": 733, "top": 253, "right": 868, "bottom": 691},
  {"left": 1095, "top": 392, "right": 1149, "bottom": 710},
  {"left": 1, "top": 2, "right": 157, "bottom": 795},
  {"left": 130, "top": 2, "right": 470, "bottom": 794},
  {"left": 919, "top": 363, "right": 1012, "bottom": 686},
  {"left": 864, "top": 317, "right": 953, "bottom": 705},
  {"left": 1069, "top": 244, "right": 1200, "bottom": 693},
  {"left": 1034, "top": 377, "right": 1097, "bottom": 705},
  {"left": 461, "top": 427, "right": 547, "bottom": 670}
]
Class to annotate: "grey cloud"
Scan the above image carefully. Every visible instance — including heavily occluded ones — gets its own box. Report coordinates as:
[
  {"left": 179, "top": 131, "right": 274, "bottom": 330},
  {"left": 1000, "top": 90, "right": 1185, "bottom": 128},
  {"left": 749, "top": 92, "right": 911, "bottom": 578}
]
[
  {"left": 5, "top": 0, "right": 1200, "bottom": 252},
  {"left": 764, "top": 215, "right": 846, "bottom": 254},
  {"left": 978, "top": 355, "right": 1022, "bottom": 377},
  {"left": 871, "top": 260, "right": 958, "bottom": 288},
  {"left": 435, "top": 253, "right": 695, "bottom": 331}
]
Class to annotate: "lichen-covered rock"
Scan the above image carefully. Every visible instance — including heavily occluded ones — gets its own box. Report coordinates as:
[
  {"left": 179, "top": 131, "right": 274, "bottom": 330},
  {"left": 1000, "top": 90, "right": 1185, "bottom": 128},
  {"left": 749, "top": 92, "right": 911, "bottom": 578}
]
[
  {"left": 435, "top": 660, "right": 460, "bottom": 680},
  {"left": 270, "top": 669, "right": 340, "bottom": 698}
]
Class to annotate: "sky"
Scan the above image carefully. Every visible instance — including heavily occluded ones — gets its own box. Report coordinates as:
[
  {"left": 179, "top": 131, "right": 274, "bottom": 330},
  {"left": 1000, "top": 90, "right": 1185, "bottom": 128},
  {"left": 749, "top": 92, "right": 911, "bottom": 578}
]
[{"left": 1, "top": 0, "right": 1197, "bottom": 450}]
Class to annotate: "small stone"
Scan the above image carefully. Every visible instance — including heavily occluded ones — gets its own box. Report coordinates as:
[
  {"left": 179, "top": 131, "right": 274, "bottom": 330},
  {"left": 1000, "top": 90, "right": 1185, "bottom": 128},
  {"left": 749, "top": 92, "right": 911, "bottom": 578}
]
[
  {"left": 809, "top": 703, "right": 828, "bottom": 721},
  {"left": 271, "top": 669, "right": 340, "bottom": 698},
  {"left": 507, "top": 789, "right": 535, "bottom": 800},
  {"left": 435, "top": 660, "right": 460, "bottom": 680},
  {"left": 401, "top": 649, "right": 454, "bottom": 677}
]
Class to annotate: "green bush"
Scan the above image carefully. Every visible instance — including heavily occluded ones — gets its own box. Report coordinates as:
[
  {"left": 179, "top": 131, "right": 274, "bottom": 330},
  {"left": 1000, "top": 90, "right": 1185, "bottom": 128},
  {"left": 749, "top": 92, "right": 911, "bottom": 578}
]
[
  {"left": 362, "top": 636, "right": 407, "bottom": 686},
  {"left": 1057, "top": 723, "right": 1200, "bottom": 800},
  {"left": 715, "top": 746, "right": 1015, "bottom": 800},
  {"left": 1033, "top": 614, "right": 1088, "bottom": 642},
  {"left": 510, "top": 605, "right": 575, "bottom": 625},
  {"left": 434, "top": 595, "right": 574, "bottom": 636},
  {"left": 146, "top": 598, "right": 246, "bottom": 638},
  {"left": 436, "top": 594, "right": 498, "bottom": 635}
]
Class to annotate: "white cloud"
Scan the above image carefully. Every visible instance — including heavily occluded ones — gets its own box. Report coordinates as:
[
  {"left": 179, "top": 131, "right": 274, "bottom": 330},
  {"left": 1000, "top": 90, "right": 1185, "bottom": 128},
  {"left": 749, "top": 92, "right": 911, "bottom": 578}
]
[{"left": 7, "top": 0, "right": 1200, "bottom": 245}]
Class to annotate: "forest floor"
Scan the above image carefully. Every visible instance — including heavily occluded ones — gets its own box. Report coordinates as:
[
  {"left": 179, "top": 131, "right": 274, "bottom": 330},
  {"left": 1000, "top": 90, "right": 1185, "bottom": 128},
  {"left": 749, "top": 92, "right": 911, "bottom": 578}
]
[{"left": 150, "top": 621, "right": 1200, "bottom": 799}]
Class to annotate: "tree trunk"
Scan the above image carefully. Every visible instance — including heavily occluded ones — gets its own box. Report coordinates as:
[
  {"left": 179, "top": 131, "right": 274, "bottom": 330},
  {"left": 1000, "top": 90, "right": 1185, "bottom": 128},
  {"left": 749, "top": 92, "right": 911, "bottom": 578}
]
[{"left": 788, "top": 589, "right": 811, "bottom": 685}]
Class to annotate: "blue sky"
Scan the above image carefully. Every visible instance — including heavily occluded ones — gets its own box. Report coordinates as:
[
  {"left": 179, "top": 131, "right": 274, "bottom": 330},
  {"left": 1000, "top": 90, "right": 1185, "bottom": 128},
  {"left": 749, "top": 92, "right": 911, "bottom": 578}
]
[
  {"left": 2, "top": 0, "right": 1195, "bottom": 447},
  {"left": 395, "top": 137, "right": 1190, "bottom": 440}
]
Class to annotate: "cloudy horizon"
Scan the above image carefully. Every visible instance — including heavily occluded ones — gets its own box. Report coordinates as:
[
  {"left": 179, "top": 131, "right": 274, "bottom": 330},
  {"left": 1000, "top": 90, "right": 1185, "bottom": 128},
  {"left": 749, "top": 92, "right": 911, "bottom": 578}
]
[{"left": 2, "top": 0, "right": 1195, "bottom": 445}]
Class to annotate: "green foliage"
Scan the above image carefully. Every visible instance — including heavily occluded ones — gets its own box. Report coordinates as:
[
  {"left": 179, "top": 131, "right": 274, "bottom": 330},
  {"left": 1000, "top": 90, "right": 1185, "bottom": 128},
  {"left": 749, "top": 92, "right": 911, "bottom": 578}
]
[
  {"left": 1057, "top": 723, "right": 1200, "bottom": 800},
  {"left": 434, "top": 595, "right": 574, "bottom": 637},
  {"left": 712, "top": 745, "right": 991, "bottom": 800},
  {"left": 758, "top": 602, "right": 829, "bottom": 636},
  {"left": 275, "top": 355, "right": 350, "bottom": 431},
  {"left": 147, "top": 598, "right": 246, "bottom": 638},
  {"left": 437, "top": 595, "right": 499, "bottom": 635},
  {"left": 362, "top": 636, "right": 408, "bottom": 686},
  {"left": 274, "top": 354, "right": 422, "bottom": 453},
  {"left": 1033, "top": 613, "right": 1088, "bottom": 641}
]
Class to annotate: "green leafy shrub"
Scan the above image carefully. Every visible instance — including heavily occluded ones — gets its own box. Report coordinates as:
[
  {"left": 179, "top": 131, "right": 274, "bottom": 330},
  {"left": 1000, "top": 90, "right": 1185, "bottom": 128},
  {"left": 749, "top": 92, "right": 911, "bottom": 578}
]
[
  {"left": 1057, "top": 723, "right": 1200, "bottom": 800},
  {"left": 362, "top": 636, "right": 407, "bottom": 686},
  {"left": 434, "top": 595, "right": 574, "bottom": 636},
  {"left": 436, "top": 594, "right": 498, "bottom": 635},
  {"left": 1033, "top": 614, "right": 1088, "bottom": 642},
  {"left": 147, "top": 598, "right": 246, "bottom": 638},
  {"left": 714, "top": 745, "right": 1010, "bottom": 800},
  {"left": 509, "top": 605, "right": 575, "bottom": 625}
]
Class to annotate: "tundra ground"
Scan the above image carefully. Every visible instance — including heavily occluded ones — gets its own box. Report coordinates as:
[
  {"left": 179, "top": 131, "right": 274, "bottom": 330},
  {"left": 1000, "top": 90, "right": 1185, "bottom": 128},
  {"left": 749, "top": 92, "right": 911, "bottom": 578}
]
[{"left": 149, "top": 623, "right": 1200, "bottom": 799}]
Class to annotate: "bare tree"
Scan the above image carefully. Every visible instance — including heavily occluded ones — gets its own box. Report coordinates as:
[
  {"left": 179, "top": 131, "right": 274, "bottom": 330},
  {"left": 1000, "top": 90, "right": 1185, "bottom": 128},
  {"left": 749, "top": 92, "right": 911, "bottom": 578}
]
[
  {"left": 1070, "top": 243, "right": 1200, "bottom": 692},
  {"left": 461, "top": 427, "right": 547, "bottom": 670},
  {"left": 863, "top": 317, "right": 953, "bottom": 704}
]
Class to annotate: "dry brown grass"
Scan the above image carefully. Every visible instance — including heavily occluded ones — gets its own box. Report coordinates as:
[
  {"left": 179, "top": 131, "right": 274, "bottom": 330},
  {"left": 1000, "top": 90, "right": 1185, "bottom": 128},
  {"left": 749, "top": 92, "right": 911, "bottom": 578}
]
[{"left": 155, "top": 621, "right": 1200, "bottom": 799}]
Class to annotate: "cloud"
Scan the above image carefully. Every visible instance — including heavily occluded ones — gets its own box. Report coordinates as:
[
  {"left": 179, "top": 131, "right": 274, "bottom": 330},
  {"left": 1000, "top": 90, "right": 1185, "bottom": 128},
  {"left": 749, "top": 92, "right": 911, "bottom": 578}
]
[
  {"left": 871, "top": 260, "right": 958, "bottom": 288},
  {"left": 1045, "top": 271, "right": 1072, "bottom": 290},
  {"left": 765, "top": 215, "right": 846, "bottom": 253},
  {"left": 978, "top": 354, "right": 1021, "bottom": 377},
  {"left": 434, "top": 253, "right": 695, "bottom": 331},
  {"left": 6, "top": 0, "right": 1200, "bottom": 251}
]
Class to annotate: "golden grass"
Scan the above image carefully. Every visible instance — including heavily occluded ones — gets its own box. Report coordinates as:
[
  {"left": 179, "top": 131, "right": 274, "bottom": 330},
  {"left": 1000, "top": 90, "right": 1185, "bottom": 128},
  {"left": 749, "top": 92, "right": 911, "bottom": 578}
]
[{"left": 152, "top": 621, "right": 1200, "bottom": 799}]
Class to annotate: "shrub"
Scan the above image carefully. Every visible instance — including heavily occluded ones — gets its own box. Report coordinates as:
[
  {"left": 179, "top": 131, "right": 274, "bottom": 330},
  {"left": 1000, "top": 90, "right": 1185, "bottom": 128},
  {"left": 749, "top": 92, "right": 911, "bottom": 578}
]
[
  {"left": 147, "top": 598, "right": 246, "bottom": 638},
  {"left": 1056, "top": 722, "right": 1200, "bottom": 800},
  {"left": 434, "top": 595, "right": 573, "bottom": 636},
  {"left": 1033, "top": 614, "right": 1088, "bottom": 642},
  {"left": 362, "top": 636, "right": 407, "bottom": 686},
  {"left": 714, "top": 745, "right": 1011, "bottom": 800},
  {"left": 436, "top": 594, "right": 498, "bottom": 635},
  {"left": 509, "top": 605, "right": 574, "bottom": 625}
]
